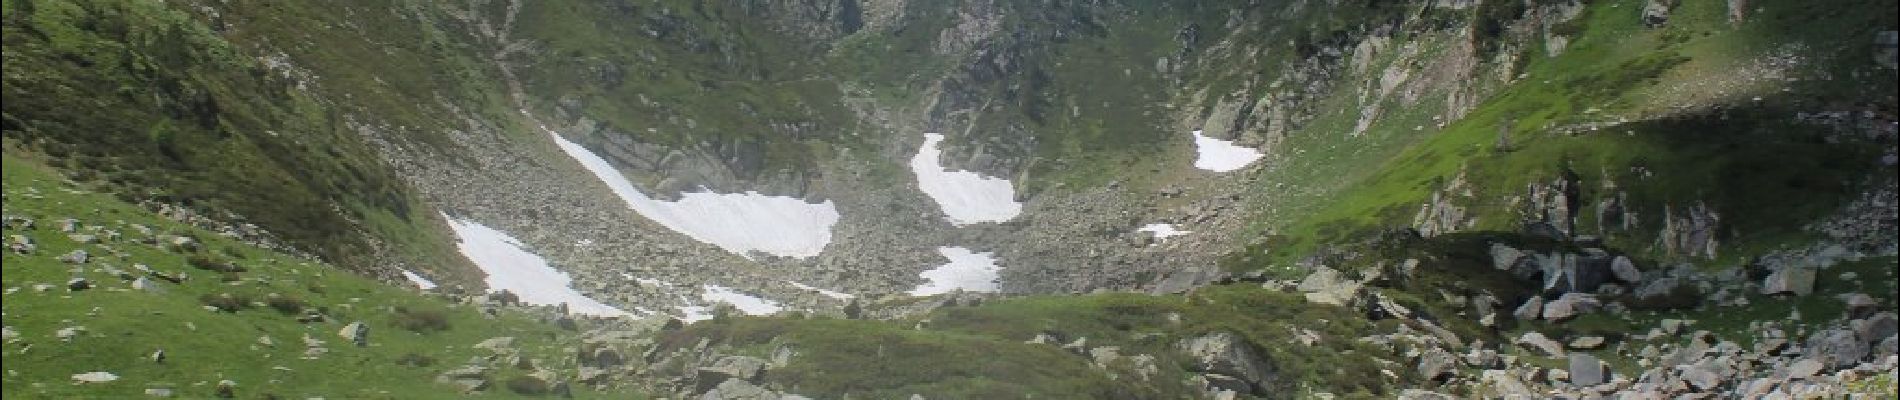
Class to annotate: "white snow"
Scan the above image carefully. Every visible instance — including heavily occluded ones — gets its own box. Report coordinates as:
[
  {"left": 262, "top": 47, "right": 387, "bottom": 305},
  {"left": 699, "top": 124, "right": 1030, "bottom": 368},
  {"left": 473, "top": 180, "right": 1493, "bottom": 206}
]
[
  {"left": 701, "top": 285, "right": 784, "bottom": 315},
  {"left": 1137, "top": 223, "right": 1192, "bottom": 241},
  {"left": 1190, "top": 130, "right": 1265, "bottom": 172},
  {"left": 399, "top": 270, "right": 438, "bottom": 290},
  {"left": 545, "top": 126, "right": 840, "bottom": 258},
  {"left": 71, "top": 371, "right": 118, "bottom": 383},
  {"left": 908, "top": 247, "right": 1003, "bottom": 296},
  {"left": 910, "top": 133, "right": 1023, "bottom": 225},
  {"left": 789, "top": 281, "right": 856, "bottom": 300},
  {"left": 444, "top": 216, "right": 632, "bottom": 318},
  {"left": 677, "top": 285, "right": 784, "bottom": 322}
]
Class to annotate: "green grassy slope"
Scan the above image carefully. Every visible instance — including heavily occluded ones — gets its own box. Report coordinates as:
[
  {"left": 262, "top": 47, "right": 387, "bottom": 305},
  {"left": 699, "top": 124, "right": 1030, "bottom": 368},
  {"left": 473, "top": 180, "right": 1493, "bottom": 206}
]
[
  {"left": 0, "top": 0, "right": 480, "bottom": 283},
  {"left": 0, "top": 152, "right": 642, "bottom": 399}
]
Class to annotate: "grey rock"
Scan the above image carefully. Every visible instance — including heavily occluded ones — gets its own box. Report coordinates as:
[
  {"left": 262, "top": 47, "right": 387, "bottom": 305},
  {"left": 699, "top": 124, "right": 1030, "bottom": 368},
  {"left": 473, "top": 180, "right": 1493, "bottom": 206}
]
[
  {"left": 1513, "top": 296, "right": 1544, "bottom": 321},
  {"left": 699, "top": 378, "right": 780, "bottom": 400},
  {"left": 1610, "top": 256, "right": 1641, "bottom": 283},
  {"left": 1298, "top": 267, "right": 1364, "bottom": 307},
  {"left": 1806, "top": 329, "right": 1868, "bottom": 368},
  {"left": 7, "top": 235, "right": 32, "bottom": 254},
  {"left": 1681, "top": 366, "right": 1722, "bottom": 391},
  {"left": 1642, "top": 0, "right": 1673, "bottom": 27},
  {"left": 1787, "top": 358, "right": 1824, "bottom": 379},
  {"left": 144, "top": 388, "right": 174, "bottom": 397},
  {"left": 1568, "top": 336, "right": 1606, "bottom": 350},
  {"left": 1177, "top": 332, "right": 1276, "bottom": 394},
  {"left": 1516, "top": 331, "right": 1566, "bottom": 357},
  {"left": 1855, "top": 312, "right": 1898, "bottom": 347},
  {"left": 57, "top": 249, "right": 88, "bottom": 264},
  {"left": 696, "top": 355, "right": 770, "bottom": 393},
  {"left": 1490, "top": 243, "right": 1527, "bottom": 271},
  {"left": 1760, "top": 267, "right": 1817, "bottom": 296},
  {"left": 1568, "top": 353, "right": 1609, "bottom": 386},
  {"left": 337, "top": 321, "right": 368, "bottom": 347},
  {"left": 1397, "top": 389, "right": 1455, "bottom": 400},
  {"left": 1417, "top": 348, "right": 1458, "bottom": 381},
  {"left": 1541, "top": 293, "right": 1601, "bottom": 322},
  {"left": 67, "top": 277, "right": 91, "bottom": 291}
]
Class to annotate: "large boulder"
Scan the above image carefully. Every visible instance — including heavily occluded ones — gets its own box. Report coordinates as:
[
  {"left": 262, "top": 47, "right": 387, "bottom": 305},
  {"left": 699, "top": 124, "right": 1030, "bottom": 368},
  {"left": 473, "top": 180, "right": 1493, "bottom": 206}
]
[
  {"left": 1805, "top": 329, "right": 1869, "bottom": 369},
  {"left": 1177, "top": 332, "right": 1277, "bottom": 394},
  {"left": 1568, "top": 353, "right": 1609, "bottom": 386},
  {"left": 1516, "top": 331, "right": 1566, "bottom": 357},
  {"left": 1417, "top": 348, "right": 1458, "bottom": 382},
  {"left": 696, "top": 356, "right": 770, "bottom": 394},
  {"left": 1610, "top": 256, "right": 1642, "bottom": 283},
  {"left": 337, "top": 321, "right": 368, "bottom": 347},
  {"left": 1513, "top": 296, "right": 1544, "bottom": 321},
  {"left": 1297, "top": 267, "right": 1364, "bottom": 307},
  {"left": 1542, "top": 293, "right": 1601, "bottom": 322},
  {"left": 1760, "top": 267, "right": 1816, "bottom": 296}
]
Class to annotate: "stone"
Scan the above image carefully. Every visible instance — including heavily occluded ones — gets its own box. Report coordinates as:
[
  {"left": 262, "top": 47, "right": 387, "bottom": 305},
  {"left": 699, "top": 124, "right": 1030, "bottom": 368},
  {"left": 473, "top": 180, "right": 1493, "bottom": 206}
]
[
  {"left": 57, "top": 249, "right": 88, "bottom": 264},
  {"left": 1855, "top": 312, "right": 1898, "bottom": 347},
  {"left": 56, "top": 326, "right": 86, "bottom": 341},
  {"left": 1541, "top": 293, "right": 1601, "bottom": 322},
  {"left": 1787, "top": 358, "right": 1824, "bottom": 379},
  {"left": 1807, "top": 329, "right": 1869, "bottom": 368},
  {"left": 67, "top": 277, "right": 91, "bottom": 291},
  {"left": 144, "top": 388, "right": 174, "bottom": 397},
  {"left": 1568, "top": 336, "right": 1606, "bottom": 350},
  {"left": 1516, "top": 331, "right": 1566, "bottom": 357},
  {"left": 1760, "top": 267, "right": 1816, "bottom": 296},
  {"left": 1681, "top": 367, "right": 1722, "bottom": 391},
  {"left": 1298, "top": 267, "right": 1364, "bottom": 307},
  {"left": 214, "top": 380, "right": 237, "bottom": 398},
  {"left": 1610, "top": 256, "right": 1641, "bottom": 283},
  {"left": 337, "top": 321, "right": 368, "bottom": 347},
  {"left": 695, "top": 355, "right": 770, "bottom": 393},
  {"left": 1417, "top": 348, "right": 1458, "bottom": 381},
  {"left": 1490, "top": 243, "right": 1526, "bottom": 271},
  {"left": 1513, "top": 296, "right": 1544, "bottom": 321},
  {"left": 1642, "top": 0, "right": 1673, "bottom": 28},
  {"left": 1568, "top": 353, "right": 1609, "bottom": 386},
  {"left": 1177, "top": 332, "right": 1276, "bottom": 394},
  {"left": 7, "top": 235, "right": 32, "bottom": 254},
  {"left": 1481, "top": 369, "right": 1536, "bottom": 397},
  {"left": 71, "top": 371, "right": 118, "bottom": 383},
  {"left": 1397, "top": 389, "right": 1455, "bottom": 400},
  {"left": 474, "top": 337, "right": 516, "bottom": 352},
  {"left": 699, "top": 377, "right": 780, "bottom": 399}
]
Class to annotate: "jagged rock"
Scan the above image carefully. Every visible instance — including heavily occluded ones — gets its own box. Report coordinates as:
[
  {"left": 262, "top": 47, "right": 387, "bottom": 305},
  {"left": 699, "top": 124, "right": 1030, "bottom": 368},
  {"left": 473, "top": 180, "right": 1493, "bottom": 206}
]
[
  {"left": 1681, "top": 366, "right": 1722, "bottom": 391},
  {"left": 1480, "top": 369, "right": 1536, "bottom": 397},
  {"left": 1641, "top": 0, "right": 1673, "bottom": 27},
  {"left": 1298, "top": 267, "right": 1364, "bottom": 307},
  {"left": 1787, "top": 358, "right": 1824, "bottom": 379},
  {"left": 1365, "top": 292, "right": 1412, "bottom": 320},
  {"left": 1542, "top": 293, "right": 1601, "bottom": 322},
  {"left": 7, "top": 235, "right": 32, "bottom": 254},
  {"left": 1841, "top": 293, "right": 1879, "bottom": 316},
  {"left": 1516, "top": 332, "right": 1566, "bottom": 357},
  {"left": 1854, "top": 312, "right": 1898, "bottom": 347},
  {"left": 1489, "top": 243, "right": 1527, "bottom": 271},
  {"left": 1610, "top": 256, "right": 1641, "bottom": 283},
  {"left": 1568, "top": 353, "right": 1609, "bottom": 386},
  {"left": 1417, "top": 348, "right": 1458, "bottom": 381},
  {"left": 696, "top": 355, "right": 770, "bottom": 393},
  {"left": 1514, "top": 296, "right": 1544, "bottom": 321},
  {"left": 57, "top": 249, "right": 88, "bottom": 264},
  {"left": 1177, "top": 332, "right": 1276, "bottom": 394},
  {"left": 1806, "top": 329, "right": 1868, "bottom": 368},
  {"left": 1760, "top": 267, "right": 1816, "bottom": 296},
  {"left": 337, "top": 321, "right": 368, "bottom": 347}
]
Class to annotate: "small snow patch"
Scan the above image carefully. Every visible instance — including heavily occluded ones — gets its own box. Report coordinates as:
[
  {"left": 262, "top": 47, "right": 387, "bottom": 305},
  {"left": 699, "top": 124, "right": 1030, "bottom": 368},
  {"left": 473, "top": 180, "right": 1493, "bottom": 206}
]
[
  {"left": 1191, "top": 130, "right": 1264, "bottom": 172},
  {"left": 908, "top": 247, "right": 1002, "bottom": 296},
  {"left": 444, "top": 216, "right": 631, "bottom": 318},
  {"left": 910, "top": 133, "right": 1023, "bottom": 225},
  {"left": 399, "top": 270, "right": 437, "bottom": 290},
  {"left": 71, "top": 371, "right": 118, "bottom": 383},
  {"left": 1137, "top": 224, "right": 1191, "bottom": 241},
  {"left": 701, "top": 285, "right": 783, "bottom": 316},
  {"left": 789, "top": 282, "right": 856, "bottom": 300}
]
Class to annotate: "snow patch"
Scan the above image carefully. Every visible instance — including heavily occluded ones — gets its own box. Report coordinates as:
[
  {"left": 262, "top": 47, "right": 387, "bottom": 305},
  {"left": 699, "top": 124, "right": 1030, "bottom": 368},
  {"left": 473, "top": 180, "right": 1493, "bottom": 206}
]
[
  {"left": 910, "top": 133, "right": 1023, "bottom": 225},
  {"left": 789, "top": 282, "right": 856, "bottom": 300},
  {"left": 546, "top": 126, "right": 839, "bottom": 258},
  {"left": 676, "top": 285, "right": 784, "bottom": 322},
  {"left": 399, "top": 270, "right": 438, "bottom": 290},
  {"left": 444, "top": 216, "right": 632, "bottom": 318},
  {"left": 908, "top": 247, "right": 1003, "bottom": 296},
  {"left": 1191, "top": 130, "right": 1265, "bottom": 172},
  {"left": 1137, "top": 223, "right": 1192, "bottom": 241}
]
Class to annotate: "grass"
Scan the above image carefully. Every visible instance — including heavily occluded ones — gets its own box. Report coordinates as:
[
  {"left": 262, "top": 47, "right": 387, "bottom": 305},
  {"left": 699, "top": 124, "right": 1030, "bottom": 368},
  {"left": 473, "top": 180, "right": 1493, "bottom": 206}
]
[{"left": 0, "top": 152, "right": 645, "bottom": 399}]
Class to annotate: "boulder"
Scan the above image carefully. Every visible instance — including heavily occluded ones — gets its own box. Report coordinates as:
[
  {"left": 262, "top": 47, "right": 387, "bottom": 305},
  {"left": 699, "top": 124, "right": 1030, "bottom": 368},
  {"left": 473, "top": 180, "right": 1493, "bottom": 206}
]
[
  {"left": 1642, "top": 0, "right": 1673, "bottom": 28},
  {"left": 699, "top": 378, "right": 780, "bottom": 400},
  {"left": 1804, "top": 329, "right": 1868, "bottom": 369},
  {"left": 67, "top": 277, "right": 91, "bottom": 291},
  {"left": 1567, "top": 336, "right": 1606, "bottom": 350},
  {"left": 71, "top": 371, "right": 118, "bottom": 383},
  {"left": 57, "top": 249, "right": 88, "bottom": 264},
  {"left": 1489, "top": 243, "right": 1527, "bottom": 272},
  {"left": 1513, "top": 296, "right": 1544, "bottom": 321},
  {"left": 1568, "top": 353, "right": 1609, "bottom": 386},
  {"left": 1610, "top": 256, "right": 1641, "bottom": 283},
  {"left": 1297, "top": 267, "right": 1364, "bottom": 307},
  {"left": 1541, "top": 293, "right": 1601, "bottom": 322},
  {"left": 1854, "top": 312, "right": 1898, "bottom": 347},
  {"left": 1760, "top": 267, "right": 1816, "bottom": 296},
  {"left": 1417, "top": 348, "right": 1458, "bottom": 381},
  {"left": 1787, "top": 358, "right": 1824, "bottom": 379},
  {"left": 1177, "top": 332, "right": 1276, "bottom": 394},
  {"left": 337, "top": 321, "right": 368, "bottom": 347},
  {"left": 1681, "top": 367, "right": 1722, "bottom": 391},
  {"left": 1516, "top": 331, "right": 1566, "bottom": 357},
  {"left": 696, "top": 355, "right": 770, "bottom": 393}
]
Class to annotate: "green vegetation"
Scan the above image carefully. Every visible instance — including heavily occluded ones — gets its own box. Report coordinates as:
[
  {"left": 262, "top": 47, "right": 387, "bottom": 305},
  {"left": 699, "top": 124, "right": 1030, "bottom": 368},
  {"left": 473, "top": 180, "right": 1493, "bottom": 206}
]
[
  {"left": 1, "top": 0, "right": 476, "bottom": 283},
  {"left": 0, "top": 153, "right": 640, "bottom": 399}
]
